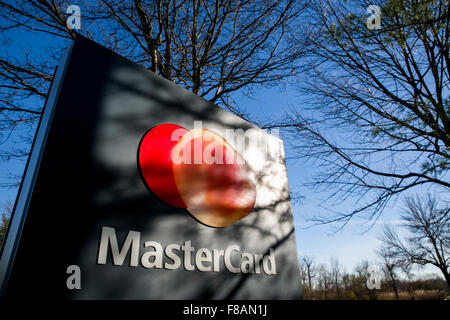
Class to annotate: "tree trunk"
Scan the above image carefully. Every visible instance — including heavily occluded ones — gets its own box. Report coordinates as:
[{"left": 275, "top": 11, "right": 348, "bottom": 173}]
[
  {"left": 335, "top": 276, "right": 340, "bottom": 299},
  {"left": 307, "top": 267, "right": 312, "bottom": 291},
  {"left": 440, "top": 267, "right": 450, "bottom": 294},
  {"left": 389, "top": 271, "right": 399, "bottom": 300}
]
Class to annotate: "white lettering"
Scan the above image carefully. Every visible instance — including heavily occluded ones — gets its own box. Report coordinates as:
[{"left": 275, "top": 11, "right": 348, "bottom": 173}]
[
  {"left": 97, "top": 226, "right": 140, "bottom": 267},
  {"left": 164, "top": 244, "right": 181, "bottom": 270},
  {"left": 241, "top": 252, "right": 254, "bottom": 274},
  {"left": 224, "top": 245, "right": 241, "bottom": 273},
  {"left": 262, "top": 249, "right": 276, "bottom": 275},
  {"left": 97, "top": 227, "right": 276, "bottom": 275},
  {"left": 195, "top": 248, "right": 212, "bottom": 272},
  {"left": 66, "top": 265, "right": 81, "bottom": 290},
  {"left": 213, "top": 249, "right": 224, "bottom": 272},
  {"left": 182, "top": 240, "right": 195, "bottom": 271},
  {"left": 141, "top": 241, "right": 163, "bottom": 269}
]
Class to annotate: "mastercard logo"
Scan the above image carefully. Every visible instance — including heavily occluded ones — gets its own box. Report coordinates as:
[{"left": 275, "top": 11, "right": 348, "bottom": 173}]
[{"left": 138, "top": 124, "right": 257, "bottom": 228}]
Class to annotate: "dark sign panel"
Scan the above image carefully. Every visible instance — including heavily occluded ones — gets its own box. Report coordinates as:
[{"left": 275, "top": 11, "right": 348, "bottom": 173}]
[{"left": 0, "top": 36, "right": 302, "bottom": 299}]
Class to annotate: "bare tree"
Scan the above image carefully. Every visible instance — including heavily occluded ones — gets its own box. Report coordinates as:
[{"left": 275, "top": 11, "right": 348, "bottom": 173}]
[
  {"left": 379, "top": 194, "right": 450, "bottom": 291},
  {"left": 330, "top": 256, "right": 343, "bottom": 299},
  {"left": 316, "top": 263, "right": 332, "bottom": 298},
  {"left": 376, "top": 246, "right": 402, "bottom": 299},
  {"left": 0, "top": 199, "right": 13, "bottom": 251},
  {"left": 298, "top": 258, "right": 308, "bottom": 288},
  {"left": 341, "top": 272, "right": 351, "bottom": 294},
  {"left": 302, "top": 255, "right": 317, "bottom": 291},
  {"left": 95, "top": 0, "right": 308, "bottom": 108},
  {"left": 353, "top": 258, "right": 379, "bottom": 299},
  {"left": 280, "top": 0, "right": 450, "bottom": 227},
  {"left": 0, "top": 1, "right": 86, "bottom": 187},
  {"left": 0, "top": 0, "right": 309, "bottom": 185},
  {"left": 354, "top": 259, "right": 369, "bottom": 278}
]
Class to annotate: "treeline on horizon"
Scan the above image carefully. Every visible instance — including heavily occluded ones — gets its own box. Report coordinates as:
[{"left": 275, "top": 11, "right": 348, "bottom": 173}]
[{"left": 299, "top": 257, "right": 449, "bottom": 300}]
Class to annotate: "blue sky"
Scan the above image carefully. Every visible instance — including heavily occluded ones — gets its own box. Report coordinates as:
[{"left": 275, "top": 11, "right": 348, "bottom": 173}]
[{"left": 233, "top": 86, "right": 446, "bottom": 277}]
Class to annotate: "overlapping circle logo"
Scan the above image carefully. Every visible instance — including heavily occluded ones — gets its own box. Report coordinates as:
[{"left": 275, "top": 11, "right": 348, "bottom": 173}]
[{"left": 138, "top": 123, "right": 257, "bottom": 228}]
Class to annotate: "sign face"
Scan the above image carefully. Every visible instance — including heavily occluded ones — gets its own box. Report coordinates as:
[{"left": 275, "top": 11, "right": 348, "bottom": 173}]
[{"left": 0, "top": 36, "right": 302, "bottom": 299}]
